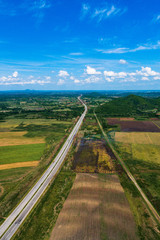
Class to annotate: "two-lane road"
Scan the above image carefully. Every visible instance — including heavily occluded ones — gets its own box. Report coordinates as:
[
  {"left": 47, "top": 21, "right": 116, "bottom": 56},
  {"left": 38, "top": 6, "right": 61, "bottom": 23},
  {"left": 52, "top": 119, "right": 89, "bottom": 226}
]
[{"left": 0, "top": 96, "right": 87, "bottom": 240}]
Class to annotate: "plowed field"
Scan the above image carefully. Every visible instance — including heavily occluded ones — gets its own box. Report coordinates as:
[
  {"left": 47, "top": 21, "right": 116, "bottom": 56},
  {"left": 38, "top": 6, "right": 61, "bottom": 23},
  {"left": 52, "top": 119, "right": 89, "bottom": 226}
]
[
  {"left": 50, "top": 173, "right": 138, "bottom": 240},
  {"left": 107, "top": 118, "right": 160, "bottom": 132}
]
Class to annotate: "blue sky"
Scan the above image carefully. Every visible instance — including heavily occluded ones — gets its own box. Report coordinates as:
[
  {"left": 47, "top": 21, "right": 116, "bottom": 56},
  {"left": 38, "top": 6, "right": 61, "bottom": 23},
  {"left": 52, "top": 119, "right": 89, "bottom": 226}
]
[{"left": 0, "top": 0, "right": 160, "bottom": 90}]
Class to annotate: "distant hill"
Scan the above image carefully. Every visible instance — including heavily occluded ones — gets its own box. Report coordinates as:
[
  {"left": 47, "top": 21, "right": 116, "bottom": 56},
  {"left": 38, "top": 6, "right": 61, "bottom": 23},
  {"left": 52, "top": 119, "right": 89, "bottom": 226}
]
[{"left": 96, "top": 95, "right": 160, "bottom": 117}]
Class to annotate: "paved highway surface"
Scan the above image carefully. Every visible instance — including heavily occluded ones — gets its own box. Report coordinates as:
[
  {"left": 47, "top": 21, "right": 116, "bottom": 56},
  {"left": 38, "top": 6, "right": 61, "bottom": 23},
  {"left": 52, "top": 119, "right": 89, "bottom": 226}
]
[
  {"left": 94, "top": 112, "right": 160, "bottom": 225},
  {"left": 0, "top": 96, "right": 87, "bottom": 240}
]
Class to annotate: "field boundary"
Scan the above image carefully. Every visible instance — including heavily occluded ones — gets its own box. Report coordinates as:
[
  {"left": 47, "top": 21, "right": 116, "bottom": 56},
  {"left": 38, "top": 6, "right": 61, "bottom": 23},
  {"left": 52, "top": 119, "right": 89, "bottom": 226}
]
[
  {"left": 94, "top": 112, "right": 160, "bottom": 225},
  {"left": 152, "top": 121, "right": 160, "bottom": 129}
]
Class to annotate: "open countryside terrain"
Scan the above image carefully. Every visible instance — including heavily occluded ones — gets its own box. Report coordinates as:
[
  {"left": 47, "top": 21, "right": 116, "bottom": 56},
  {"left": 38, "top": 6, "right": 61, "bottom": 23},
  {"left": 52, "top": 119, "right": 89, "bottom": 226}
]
[
  {"left": 95, "top": 94, "right": 160, "bottom": 239},
  {"left": 1, "top": 92, "right": 160, "bottom": 240},
  {"left": 50, "top": 173, "right": 138, "bottom": 240},
  {"left": 50, "top": 113, "right": 138, "bottom": 240},
  {"left": 0, "top": 93, "right": 82, "bottom": 226},
  {"left": 103, "top": 98, "right": 160, "bottom": 218}
]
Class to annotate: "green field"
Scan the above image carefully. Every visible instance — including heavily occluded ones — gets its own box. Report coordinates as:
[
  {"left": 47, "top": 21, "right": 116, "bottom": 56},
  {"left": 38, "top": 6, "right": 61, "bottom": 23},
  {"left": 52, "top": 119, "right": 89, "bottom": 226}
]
[
  {"left": 115, "top": 141, "right": 160, "bottom": 217},
  {"left": 0, "top": 143, "right": 45, "bottom": 164},
  {"left": 116, "top": 143, "right": 160, "bottom": 166}
]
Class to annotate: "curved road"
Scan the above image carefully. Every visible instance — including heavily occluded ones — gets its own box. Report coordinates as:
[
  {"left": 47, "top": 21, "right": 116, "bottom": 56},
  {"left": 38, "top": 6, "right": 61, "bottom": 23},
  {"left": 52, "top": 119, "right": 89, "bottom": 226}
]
[{"left": 0, "top": 96, "right": 87, "bottom": 240}]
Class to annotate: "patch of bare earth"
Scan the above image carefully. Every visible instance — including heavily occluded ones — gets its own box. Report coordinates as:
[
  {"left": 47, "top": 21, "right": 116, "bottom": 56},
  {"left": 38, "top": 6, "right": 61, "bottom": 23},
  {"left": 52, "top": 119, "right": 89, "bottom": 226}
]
[
  {"left": 0, "top": 161, "right": 39, "bottom": 170},
  {"left": 50, "top": 173, "right": 138, "bottom": 240},
  {"left": 72, "top": 139, "right": 116, "bottom": 173}
]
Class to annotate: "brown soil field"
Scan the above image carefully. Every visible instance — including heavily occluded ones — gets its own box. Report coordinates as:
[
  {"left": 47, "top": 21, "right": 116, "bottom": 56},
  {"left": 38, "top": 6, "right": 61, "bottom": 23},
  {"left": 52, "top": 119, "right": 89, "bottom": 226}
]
[
  {"left": 0, "top": 161, "right": 39, "bottom": 170},
  {"left": 120, "top": 118, "right": 135, "bottom": 121},
  {"left": 72, "top": 140, "right": 115, "bottom": 173},
  {"left": 0, "top": 131, "right": 45, "bottom": 146},
  {"left": 50, "top": 173, "right": 138, "bottom": 240},
  {"left": 115, "top": 132, "right": 160, "bottom": 145},
  {"left": 107, "top": 118, "right": 160, "bottom": 132}
]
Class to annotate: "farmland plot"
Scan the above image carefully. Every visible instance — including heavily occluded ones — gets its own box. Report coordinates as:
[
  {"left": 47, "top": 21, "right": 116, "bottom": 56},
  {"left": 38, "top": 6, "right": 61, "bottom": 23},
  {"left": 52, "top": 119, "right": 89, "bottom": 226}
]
[
  {"left": 50, "top": 173, "right": 138, "bottom": 240},
  {"left": 0, "top": 131, "right": 45, "bottom": 146},
  {"left": 115, "top": 132, "right": 160, "bottom": 145},
  {"left": 107, "top": 119, "right": 160, "bottom": 132},
  {"left": 72, "top": 139, "right": 115, "bottom": 173},
  {"left": 114, "top": 141, "right": 160, "bottom": 216}
]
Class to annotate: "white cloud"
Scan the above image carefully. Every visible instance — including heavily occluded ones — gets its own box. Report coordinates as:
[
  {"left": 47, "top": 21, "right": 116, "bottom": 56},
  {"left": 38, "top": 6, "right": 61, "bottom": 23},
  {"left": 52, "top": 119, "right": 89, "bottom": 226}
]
[
  {"left": 45, "top": 76, "right": 51, "bottom": 80},
  {"left": 57, "top": 79, "right": 65, "bottom": 85},
  {"left": 58, "top": 70, "right": 69, "bottom": 78},
  {"left": 92, "top": 5, "right": 126, "bottom": 22},
  {"left": 0, "top": 78, "right": 50, "bottom": 85},
  {"left": 70, "top": 76, "right": 74, "bottom": 80},
  {"left": 120, "top": 78, "right": 136, "bottom": 83},
  {"left": 119, "top": 59, "right": 127, "bottom": 64},
  {"left": 154, "top": 76, "right": 160, "bottom": 80},
  {"left": 137, "top": 67, "right": 158, "bottom": 76},
  {"left": 97, "top": 41, "right": 160, "bottom": 54},
  {"left": 12, "top": 71, "right": 18, "bottom": 77},
  {"left": 85, "top": 76, "right": 101, "bottom": 83},
  {"left": 1, "top": 76, "right": 7, "bottom": 81},
  {"left": 97, "top": 47, "right": 129, "bottom": 54},
  {"left": 153, "top": 14, "right": 160, "bottom": 23},
  {"left": 103, "top": 66, "right": 160, "bottom": 83},
  {"left": 81, "top": 3, "right": 90, "bottom": 18},
  {"left": 104, "top": 77, "right": 114, "bottom": 82},
  {"left": 104, "top": 71, "right": 116, "bottom": 77},
  {"left": 86, "top": 66, "right": 101, "bottom": 75},
  {"left": 74, "top": 79, "right": 80, "bottom": 83},
  {"left": 142, "top": 77, "right": 149, "bottom": 81},
  {"left": 28, "top": 75, "right": 34, "bottom": 79},
  {"left": 0, "top": 73, "right": 51, "bottom": 85},
  {"left": 104, "top": 71, "right": 127, "bottom": 79},
  {"left": 81, "top": 3, "right": 126, "bottom": 22},
  {"left": 69, "top": 52, "right": 83, "bottom": 56},
  {"left": 156, "top": 15, "right": 160, "bottom": 21},
  {"left": 107, "top": 5, "right": 119, "bottom": 17},
  {"left": 70, "top": 76, "right": 80, "bottom": 84}
]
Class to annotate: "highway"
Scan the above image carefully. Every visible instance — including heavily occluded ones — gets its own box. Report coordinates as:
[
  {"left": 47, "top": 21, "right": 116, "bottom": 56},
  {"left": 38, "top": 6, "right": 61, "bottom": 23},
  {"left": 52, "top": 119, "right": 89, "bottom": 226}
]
[
  {"left": 94, "top": 112, "right": 160, "bottom": 225},
  {"left": 0, "top": 96, "right": 87, "bottom": 240}
]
